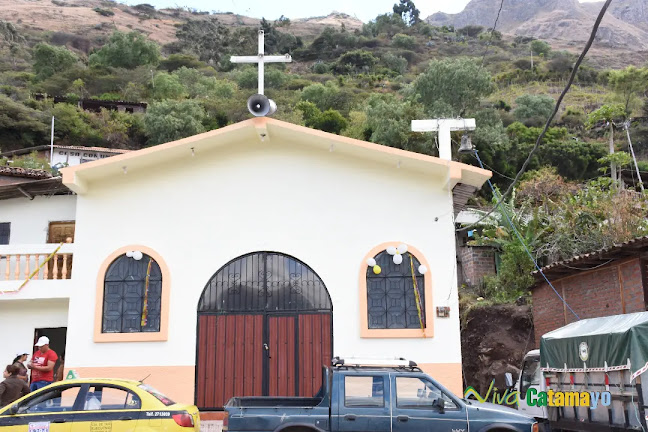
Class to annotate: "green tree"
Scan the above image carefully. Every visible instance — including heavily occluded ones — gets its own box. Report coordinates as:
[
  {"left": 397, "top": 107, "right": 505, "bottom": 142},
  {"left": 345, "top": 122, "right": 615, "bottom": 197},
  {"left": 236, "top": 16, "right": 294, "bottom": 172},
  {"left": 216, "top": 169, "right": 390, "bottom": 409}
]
[
  {"left": 409, "top": 58, "right": 494, "bottom": 116},
  {"left": 530, "top": 40, "right": 551, "bottom": 56},
  {"left": 50, "top": 103, "right": 102, "bottom": 145},
  {"left": 364, "top": 93, "right": 429, "bottom": 153},
  {"left": 391, "top": 33, "right": 416, "bottom": 49},
  {"left": 152, "top": 72, "right": 188, "bottom": 100},
  {"left": 89, "top": 31, "right": 160, "bottom": 69},
  {"left": 393, "top": 0, "right": 420, "bottom": 26},
  {"left": 342, "top": 111, "right": 370, "bottom": 140},
  {"left": 334, "top": 50, "right": 377, "bottom": 74},
  {"left": 173, "top": 67, "right": 235, "bottom": 99},
  {"left": 0, "top": 95, "right": 49, "bottom": 148},
  {"left": 158, "top": 54, "right": 204, "bottom": 72},
  {"left": 144, "top": 100, "right": 205, "bottom": 145},
  {"left": 587, "top": 104, "right": 626, "bottom": 184},
  {"left": 300, "top": 82, "right": 354, "bottom": 115},
  {"left": 311, "top": 109, "right": 348, "bottom": 134},
  {"left": 32, "top": 43, "right": 78, "bottom": 80},
  {"left": 381, "top": 53, "right": 408, "bottom": 75},
  {"left": 608, "top": 66, "right": 648, "bottom": 113},
  {"left": 513, "top": 94, "right": 555, "bottom": 126}
]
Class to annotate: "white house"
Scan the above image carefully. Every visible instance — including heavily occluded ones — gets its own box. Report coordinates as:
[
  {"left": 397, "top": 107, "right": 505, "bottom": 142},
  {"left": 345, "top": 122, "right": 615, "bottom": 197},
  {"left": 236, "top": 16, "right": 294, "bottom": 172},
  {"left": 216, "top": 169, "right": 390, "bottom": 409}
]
[{"left": 1, "top": 117, "right": 490, "bottom": 415}]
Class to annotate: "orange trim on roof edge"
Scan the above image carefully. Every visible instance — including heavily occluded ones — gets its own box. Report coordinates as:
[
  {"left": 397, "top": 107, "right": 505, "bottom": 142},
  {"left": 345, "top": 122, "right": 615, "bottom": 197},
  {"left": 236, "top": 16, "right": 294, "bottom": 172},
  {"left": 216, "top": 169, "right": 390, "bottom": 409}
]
[{"left": 61, "top": 117, "right": 490, "bottom": 190}]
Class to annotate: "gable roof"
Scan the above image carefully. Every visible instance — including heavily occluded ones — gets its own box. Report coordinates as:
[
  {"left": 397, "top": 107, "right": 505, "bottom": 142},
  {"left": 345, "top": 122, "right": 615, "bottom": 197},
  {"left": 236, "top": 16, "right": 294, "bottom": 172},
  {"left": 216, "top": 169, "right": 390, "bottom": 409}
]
[{"left": 61, "top": 117, "right": 491, "bottom": 194}]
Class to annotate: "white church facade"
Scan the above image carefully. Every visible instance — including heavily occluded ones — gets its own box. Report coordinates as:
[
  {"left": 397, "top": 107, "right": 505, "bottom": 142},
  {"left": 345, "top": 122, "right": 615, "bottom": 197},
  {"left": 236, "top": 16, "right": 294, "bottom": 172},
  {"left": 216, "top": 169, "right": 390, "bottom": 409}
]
[{"left": 0, "top": 117, "right": 490, "bottom": 411}]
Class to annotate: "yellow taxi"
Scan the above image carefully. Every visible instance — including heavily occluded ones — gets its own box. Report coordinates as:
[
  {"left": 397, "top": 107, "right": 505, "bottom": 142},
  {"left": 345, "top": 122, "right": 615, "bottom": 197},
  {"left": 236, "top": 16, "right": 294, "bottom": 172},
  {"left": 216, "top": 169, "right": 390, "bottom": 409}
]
[{"left": 0, "top": 379, "right": 200, "bottom": 432}]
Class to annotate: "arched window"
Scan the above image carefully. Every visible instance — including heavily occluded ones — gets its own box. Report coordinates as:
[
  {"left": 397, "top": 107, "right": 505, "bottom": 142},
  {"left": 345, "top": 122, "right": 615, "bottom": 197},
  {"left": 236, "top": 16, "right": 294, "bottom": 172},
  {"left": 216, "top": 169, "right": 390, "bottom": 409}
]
[
  {"left": 366, "top": 251, "right": 425, "bottom": 329},
  {"left": 102, "top": 253, "right": 162, "bottom": 333}
]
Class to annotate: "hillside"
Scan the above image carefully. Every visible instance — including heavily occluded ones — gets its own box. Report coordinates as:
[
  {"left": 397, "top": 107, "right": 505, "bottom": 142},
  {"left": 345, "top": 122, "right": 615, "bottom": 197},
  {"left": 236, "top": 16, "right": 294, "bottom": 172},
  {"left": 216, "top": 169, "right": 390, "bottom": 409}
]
[
  {"left": 0, "top": 0, "right": 362, "bottom": 46},
  {"left": 426, "top": 0, "right": 648, "bottom": 64}
]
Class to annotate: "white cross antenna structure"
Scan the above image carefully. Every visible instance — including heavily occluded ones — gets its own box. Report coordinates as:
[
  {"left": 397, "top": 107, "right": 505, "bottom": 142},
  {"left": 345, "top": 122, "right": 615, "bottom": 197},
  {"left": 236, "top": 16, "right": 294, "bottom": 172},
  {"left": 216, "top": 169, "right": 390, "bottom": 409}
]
[
  {"left": 230, "top": 30, "right": 292, "bottom": 95},
  {"left": 411, "top": 118, "right": 476, "bottom": 161}
]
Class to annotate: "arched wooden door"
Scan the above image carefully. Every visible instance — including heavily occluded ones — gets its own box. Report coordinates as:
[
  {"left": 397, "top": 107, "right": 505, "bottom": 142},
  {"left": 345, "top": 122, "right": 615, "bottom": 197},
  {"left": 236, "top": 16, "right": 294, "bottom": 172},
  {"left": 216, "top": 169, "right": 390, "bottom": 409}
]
[{"left": 195, "top": 252, "right": 333, "bottom": 410}]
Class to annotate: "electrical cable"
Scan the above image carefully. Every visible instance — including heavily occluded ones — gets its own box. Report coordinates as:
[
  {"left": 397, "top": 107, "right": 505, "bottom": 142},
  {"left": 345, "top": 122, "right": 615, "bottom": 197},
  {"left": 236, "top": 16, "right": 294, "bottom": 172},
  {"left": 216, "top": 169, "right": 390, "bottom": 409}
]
[
  {"left": 473, "top": 150, "right": 579, "bottom": 319},
  {"left": 457, "top": 0, "right": 613, "bottom": 233},
  {"left": 480, "top": 0, "right": 505, "bottom": 68},
  {"left": 558, "top": 259, "right": 614, "bottom": 271}
]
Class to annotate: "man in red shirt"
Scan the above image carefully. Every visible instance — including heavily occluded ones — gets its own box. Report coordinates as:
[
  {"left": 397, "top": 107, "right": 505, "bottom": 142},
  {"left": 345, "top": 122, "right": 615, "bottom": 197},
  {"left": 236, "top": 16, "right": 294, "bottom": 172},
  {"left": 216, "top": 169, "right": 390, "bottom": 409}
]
[{"left": 29, "top": 336, "right": 58, "bottom": 391}]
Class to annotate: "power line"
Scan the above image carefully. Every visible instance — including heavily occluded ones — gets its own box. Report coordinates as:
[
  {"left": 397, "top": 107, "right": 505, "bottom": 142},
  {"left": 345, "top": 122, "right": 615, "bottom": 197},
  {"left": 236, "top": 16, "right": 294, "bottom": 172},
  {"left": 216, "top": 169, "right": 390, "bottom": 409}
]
[
  {"left": 457, "top": 0, "right": 613, "bottom": 233},
  {"left": 480, "top": 0, "right": 505, "bottom": 68}
]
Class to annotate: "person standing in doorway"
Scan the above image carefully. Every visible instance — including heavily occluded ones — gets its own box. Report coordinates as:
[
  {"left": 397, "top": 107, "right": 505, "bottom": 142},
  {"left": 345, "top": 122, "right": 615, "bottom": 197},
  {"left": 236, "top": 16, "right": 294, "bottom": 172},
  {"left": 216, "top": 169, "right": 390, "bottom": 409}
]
[
  {"left": 28, "top": 337, "right": 58, "bottom": 391},
  {"left": 11, "top": 353, "right": 29, "bottom": 383}
]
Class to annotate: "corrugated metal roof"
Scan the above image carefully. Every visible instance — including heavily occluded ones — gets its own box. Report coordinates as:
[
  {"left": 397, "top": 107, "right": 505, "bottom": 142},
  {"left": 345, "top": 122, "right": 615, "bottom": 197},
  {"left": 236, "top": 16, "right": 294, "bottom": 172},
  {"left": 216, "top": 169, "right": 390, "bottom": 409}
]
[{"left": 533, "top": 235, "right": 648, "bottom": 282}]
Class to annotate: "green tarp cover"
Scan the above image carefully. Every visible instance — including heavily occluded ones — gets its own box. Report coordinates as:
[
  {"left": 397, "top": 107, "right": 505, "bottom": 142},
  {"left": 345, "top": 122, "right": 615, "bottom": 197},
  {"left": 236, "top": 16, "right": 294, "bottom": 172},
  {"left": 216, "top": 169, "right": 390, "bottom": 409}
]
[{"left": 540, "top": 311, "right": 648, "bottom": 381}]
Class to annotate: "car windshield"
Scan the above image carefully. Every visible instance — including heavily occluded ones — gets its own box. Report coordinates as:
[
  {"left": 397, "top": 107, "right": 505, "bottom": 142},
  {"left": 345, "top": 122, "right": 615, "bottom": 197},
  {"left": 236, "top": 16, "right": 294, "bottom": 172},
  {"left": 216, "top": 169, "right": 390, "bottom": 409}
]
[{"left": 138, "top": 384, "right": 175, "bottom": 406}]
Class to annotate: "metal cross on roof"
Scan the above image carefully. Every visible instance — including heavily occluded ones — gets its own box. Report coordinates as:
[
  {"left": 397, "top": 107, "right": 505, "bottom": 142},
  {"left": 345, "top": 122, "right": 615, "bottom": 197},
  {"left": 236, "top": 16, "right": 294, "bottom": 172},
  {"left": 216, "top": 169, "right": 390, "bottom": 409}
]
[{"left": 230, "top": 30, "right": 292, "bottom": 95}]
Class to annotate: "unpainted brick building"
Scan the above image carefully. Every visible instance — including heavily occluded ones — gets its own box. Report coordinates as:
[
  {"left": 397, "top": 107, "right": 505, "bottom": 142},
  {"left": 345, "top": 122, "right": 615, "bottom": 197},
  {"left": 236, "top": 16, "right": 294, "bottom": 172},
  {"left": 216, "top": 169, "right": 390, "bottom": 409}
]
[{"left": 532, "top": 236, "right": 648, "bottom": 345}]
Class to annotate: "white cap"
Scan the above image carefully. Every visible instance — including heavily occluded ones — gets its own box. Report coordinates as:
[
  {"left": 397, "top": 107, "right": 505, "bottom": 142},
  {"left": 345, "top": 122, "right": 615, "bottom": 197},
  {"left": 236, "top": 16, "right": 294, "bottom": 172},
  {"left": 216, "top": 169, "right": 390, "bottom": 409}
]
[
  {"left": 15, "top": 352, "right": 28, "bottom": 357},
  {"left": 35, "top": 336, "right": 50, "bottom": 347}
]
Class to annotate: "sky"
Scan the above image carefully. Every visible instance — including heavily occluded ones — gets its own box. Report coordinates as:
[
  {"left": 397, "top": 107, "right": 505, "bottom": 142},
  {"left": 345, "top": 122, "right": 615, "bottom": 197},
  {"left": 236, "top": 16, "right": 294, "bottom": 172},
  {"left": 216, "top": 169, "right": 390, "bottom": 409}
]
[{"left": 122, "top": 0, "right": 603, "bottom": 23}]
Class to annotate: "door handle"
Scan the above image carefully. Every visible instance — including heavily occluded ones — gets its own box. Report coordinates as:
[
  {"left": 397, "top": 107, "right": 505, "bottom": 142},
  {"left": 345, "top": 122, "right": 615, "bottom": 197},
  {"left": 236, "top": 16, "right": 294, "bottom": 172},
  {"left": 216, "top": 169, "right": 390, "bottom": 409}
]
[
  {"left": 397, "top": 415, "right": 409, "bottom": 422},
  {"left": 118, "top": 416, "right": 133, "bottom": 421},
  {"left": 344, "top": 414, "right": 357, "bottom": 421},
  {"left": 51, "top": 419, "right": 66, "bottom": 423}
]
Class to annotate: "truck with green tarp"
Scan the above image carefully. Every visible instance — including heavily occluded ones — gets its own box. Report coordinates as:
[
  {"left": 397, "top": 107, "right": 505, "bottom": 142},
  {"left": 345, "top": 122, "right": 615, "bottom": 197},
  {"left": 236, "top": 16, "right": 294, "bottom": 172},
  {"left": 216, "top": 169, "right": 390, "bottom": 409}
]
[{"left": 513, "top": 311, "right": 648, "bottom": 432}]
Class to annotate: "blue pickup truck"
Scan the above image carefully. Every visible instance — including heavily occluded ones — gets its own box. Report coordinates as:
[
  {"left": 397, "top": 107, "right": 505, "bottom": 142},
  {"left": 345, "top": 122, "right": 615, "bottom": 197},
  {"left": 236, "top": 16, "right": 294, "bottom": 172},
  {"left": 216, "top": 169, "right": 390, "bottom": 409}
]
[{"left": 224, "top": 357, "right": 537, "bottom": 432}]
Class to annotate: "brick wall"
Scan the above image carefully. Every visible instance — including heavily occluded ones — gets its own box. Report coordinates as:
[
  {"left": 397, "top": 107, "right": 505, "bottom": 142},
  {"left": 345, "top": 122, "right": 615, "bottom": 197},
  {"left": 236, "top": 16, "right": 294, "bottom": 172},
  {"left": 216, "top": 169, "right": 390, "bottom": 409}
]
[
  {"left": 532, "top": 258, "right": 646, "bottom": 345},
  {"left": 458, "top": 246, "right": 496, "bottom": 286}
]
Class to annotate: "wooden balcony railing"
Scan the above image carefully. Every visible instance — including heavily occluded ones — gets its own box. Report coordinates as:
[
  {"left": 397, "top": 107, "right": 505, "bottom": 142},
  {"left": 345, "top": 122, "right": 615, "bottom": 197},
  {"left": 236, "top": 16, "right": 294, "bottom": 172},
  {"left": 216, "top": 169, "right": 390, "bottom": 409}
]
[{"left": 0, "top": 239, "right": 74, "bottom": 282}]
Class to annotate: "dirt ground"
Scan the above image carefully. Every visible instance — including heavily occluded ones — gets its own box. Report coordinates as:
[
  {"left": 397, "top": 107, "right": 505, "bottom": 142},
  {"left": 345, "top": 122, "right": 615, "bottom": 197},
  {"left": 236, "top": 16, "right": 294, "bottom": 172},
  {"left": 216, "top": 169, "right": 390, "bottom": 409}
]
[{"left": 461, "top": 303, "right": 534, "bottom": 396}]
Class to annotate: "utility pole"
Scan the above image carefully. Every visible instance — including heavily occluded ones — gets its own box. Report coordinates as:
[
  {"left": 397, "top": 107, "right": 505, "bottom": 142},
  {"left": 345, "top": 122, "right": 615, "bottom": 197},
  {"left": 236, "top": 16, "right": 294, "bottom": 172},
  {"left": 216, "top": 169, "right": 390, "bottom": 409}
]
[
  {"left": 609, "top": 121, "right": 617, "bottom": 184},
  {"left": 530, "top": 47, "right": 533, "bottom": 70},
  {"left": 624, "top": 120, "right": 644, "bottom": 191},
  {"left": 50, "top": 116, "right": 55, "bottom": 166}
]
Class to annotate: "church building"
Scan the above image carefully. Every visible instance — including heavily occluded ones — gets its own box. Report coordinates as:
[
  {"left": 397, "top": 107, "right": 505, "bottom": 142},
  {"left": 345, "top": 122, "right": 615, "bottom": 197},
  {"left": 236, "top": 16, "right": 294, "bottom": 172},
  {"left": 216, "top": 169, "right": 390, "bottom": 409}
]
[{"left": 1, "top": 116, "right": 490, "bottom": 414}]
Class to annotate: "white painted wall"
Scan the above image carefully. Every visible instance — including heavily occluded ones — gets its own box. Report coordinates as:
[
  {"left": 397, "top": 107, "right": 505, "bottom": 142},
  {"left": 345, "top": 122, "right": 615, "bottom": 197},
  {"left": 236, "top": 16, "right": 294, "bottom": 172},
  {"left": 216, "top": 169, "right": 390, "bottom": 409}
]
[
  {"left": 0, "top": 299, "right": 69, "bottom": 371},
  {"left": 66, "top": 138, "right": 461, "bottom": 369},
  {"left": 0, "top": 195, "right": 76, "bottom": 244}
]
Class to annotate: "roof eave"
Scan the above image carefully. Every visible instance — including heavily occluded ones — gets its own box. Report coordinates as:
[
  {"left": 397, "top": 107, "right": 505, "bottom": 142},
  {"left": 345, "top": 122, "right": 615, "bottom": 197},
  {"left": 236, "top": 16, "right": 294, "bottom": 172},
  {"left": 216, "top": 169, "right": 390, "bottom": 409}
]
[{"left": 61, "top": 117, "right": 491, "bottom": 193}]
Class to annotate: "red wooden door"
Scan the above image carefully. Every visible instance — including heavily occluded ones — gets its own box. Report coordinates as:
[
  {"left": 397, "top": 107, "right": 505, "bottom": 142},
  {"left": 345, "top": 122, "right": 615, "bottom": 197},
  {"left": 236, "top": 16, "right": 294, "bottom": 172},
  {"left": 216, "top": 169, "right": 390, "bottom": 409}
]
[
  {"left": 196, "top": 313, "right": 332, "bottom": 409},
  {"left": 299, "top": 314, "right": 332, "bottom": 396},
  {"left": 196, "top": 315, "right": 264, "bottom": 409},
  {"left": 268, "top": 316, "right": 297, "bottom": 396}
]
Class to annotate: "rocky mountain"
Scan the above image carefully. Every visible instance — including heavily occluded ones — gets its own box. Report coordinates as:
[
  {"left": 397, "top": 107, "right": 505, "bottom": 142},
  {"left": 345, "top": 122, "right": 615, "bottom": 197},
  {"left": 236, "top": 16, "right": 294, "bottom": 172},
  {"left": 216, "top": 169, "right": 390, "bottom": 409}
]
[{"left": 426, "top": 0, "right": 648, "bottom": 50}]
